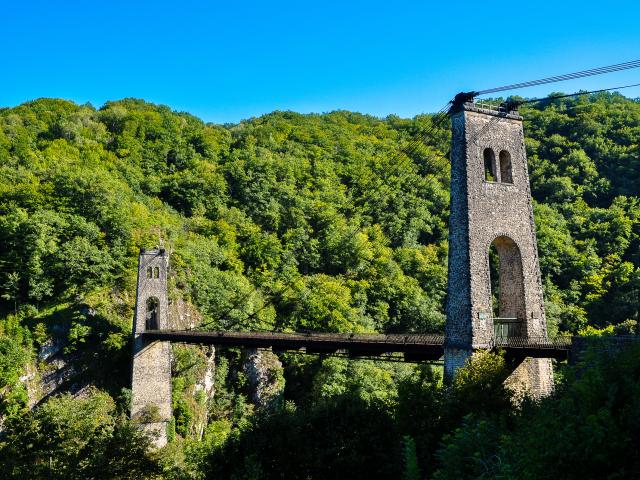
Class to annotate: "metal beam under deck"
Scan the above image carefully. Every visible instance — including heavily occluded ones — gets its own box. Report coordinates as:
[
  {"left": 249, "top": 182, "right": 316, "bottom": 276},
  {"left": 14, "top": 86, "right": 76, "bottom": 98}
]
[
  {"left": 502, "top": 347, "right": 569, "bottom": 361},
  {"left": 496, "top": 336, "right": 572, "bottom": 361},
  {"left": 141, "top": 330, "right": 575, "bottom": 361},
  {"left": 141, "top": 330, "right": 446, "bottom": 360}
]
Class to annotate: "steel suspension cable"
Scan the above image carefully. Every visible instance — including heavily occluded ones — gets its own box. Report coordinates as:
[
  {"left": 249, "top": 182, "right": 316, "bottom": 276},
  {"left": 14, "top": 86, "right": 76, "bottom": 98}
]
[
  {"left": 514, "top": 81, "right": 640, "bottom": 106},
  {"left": 476, "top": 59, "right": 640, "bottom": 95}
]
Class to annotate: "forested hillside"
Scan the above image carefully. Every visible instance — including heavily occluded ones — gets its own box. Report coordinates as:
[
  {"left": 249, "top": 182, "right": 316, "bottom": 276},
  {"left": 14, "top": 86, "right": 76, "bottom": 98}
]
[{"left": 0, "top": 93, "right": 639, "bottom": 478}]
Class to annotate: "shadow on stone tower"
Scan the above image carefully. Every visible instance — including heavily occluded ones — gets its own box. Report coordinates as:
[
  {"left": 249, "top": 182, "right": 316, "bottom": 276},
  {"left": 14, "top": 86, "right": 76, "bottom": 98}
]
[
  {"left": 131, "top": 248, "right": 172, "bottom": 448},
  {"left": 444, "top": 100, "right": 554, "bottom": 397}
]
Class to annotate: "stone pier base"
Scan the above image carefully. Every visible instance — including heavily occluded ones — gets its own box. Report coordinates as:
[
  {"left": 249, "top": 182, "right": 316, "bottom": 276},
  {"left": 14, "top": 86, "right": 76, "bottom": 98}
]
[
  {"left": 131, "top": 339, "right": 172, "bottom": 448},
  {"left": 446, "top": 348, "right": 554, "bottom": 401},
  {"left": 444, "top": 347, "right": 472, "bottom": 383},
  {"left": 505, "top": 357, "right": 554, "bottom": 401}
]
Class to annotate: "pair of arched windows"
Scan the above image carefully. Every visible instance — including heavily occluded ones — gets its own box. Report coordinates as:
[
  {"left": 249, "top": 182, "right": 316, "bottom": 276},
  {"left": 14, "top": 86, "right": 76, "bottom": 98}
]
[
  {"left": 483, "top": 148, "right": 513, "bottom": 184},
  {"left": 146, "top": 266, "right": 160, "bottom": 279}
]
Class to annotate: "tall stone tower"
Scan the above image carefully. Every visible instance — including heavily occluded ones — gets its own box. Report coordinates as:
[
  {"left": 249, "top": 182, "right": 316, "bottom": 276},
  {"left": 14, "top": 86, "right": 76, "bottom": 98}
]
[
  {"left": 444, "top": 100, "right": 553, "bottom": 397},
  {"left": 131, "top": 248, "right": 172, "bottom": 448}
]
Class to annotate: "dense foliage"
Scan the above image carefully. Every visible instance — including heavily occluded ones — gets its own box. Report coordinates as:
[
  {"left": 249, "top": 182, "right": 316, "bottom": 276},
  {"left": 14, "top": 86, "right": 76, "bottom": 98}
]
[
  {"left": 434, "top": 344, "right": 640, "bottom": 480},
  {"left": 0, "top": 92, "right": 638, "bottom": 478},
  {"left": 1, "top": 389, "right": 160, "bottom": 479}
]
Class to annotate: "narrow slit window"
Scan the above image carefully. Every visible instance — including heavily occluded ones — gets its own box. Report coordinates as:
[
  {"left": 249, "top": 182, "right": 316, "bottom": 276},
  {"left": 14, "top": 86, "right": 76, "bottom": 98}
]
[
  {"left": 499, "top": 150, "right": 513, "bottom": 183},
  {"left": 146, "top": 267, "right": 153, "bottom": 279},
  {"left": 154, "top": 267, "right": 160, "bottom": 279},
  {"left": 483, "top": 148, "right": 496, "bottom": 181}
]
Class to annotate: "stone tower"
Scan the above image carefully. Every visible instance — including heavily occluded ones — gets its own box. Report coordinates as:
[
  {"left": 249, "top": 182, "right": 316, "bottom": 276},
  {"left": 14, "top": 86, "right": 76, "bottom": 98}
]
[
  {"left": 131, "top": 248, "right": 172, "bottom": 448},
  {"left": 444, "top": 100, "right": 553, "bottom": 397}
]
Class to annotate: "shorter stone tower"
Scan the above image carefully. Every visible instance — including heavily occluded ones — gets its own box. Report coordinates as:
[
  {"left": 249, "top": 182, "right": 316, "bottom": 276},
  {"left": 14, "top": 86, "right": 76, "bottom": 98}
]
[
  {"left": 444, "top": 100, "right": 553, "bottom": 397},
  {"left": 131, "top": 248, "right": 172, "bottom": 448}
]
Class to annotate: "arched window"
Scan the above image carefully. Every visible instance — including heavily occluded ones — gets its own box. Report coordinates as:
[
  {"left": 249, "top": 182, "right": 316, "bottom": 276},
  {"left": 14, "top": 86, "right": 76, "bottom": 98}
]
[
  {"left": 499, "top": 150, "right": 513, "bottom": 183},
  {"left": 488, "top": 236, "right": 526, "bottom": 338},
  {"left": 483, "top": 148, "right": 496, "bottom": 181},
  {"left": 154, "top": 267, "right": 160, "bottom": 279},
  {"left": 146, "top": 267, "right": 153, "bottom": 279},
  {"left": 146, "top": 297, "right": 159, "bottom": 330}
]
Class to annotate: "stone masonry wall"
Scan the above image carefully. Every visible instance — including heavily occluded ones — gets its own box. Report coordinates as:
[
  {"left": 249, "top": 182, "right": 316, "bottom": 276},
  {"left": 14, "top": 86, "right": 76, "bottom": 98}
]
[
  {"left": 130, "top": 249, "right": 172, "bottom": 448},
  {"left": 444, "top": 104, "right": 553, "bottom": 397}
]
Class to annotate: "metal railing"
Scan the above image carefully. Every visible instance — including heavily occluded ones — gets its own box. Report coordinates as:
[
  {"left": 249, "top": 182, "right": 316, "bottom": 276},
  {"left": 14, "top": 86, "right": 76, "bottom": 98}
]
[
  {"left": 142, "top": 329, "right": 576, "bottom": 360},
  {"left": 472, "top": 100, "right": 512, "bottom": 113},
  {"left": 494, "top": 336, "right": 573, "bottom": 349},
  {"left": 493, "top": 317, "right": 523, "bottom": 338},
  {"left": 152, "top": 329, "right": 445, "bottom": 346}
]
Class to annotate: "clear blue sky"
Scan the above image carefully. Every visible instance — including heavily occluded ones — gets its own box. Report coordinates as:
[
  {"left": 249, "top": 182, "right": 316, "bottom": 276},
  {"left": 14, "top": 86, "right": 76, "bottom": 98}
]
[{"left": 3, "top": 0, "right": 640, "bottom": 123}]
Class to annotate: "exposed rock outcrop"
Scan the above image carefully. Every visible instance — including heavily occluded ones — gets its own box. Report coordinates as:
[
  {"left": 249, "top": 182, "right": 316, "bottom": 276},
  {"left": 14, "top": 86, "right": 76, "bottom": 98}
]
[{"left": 243, "top": 348, "right": 284, "bottom": 409}]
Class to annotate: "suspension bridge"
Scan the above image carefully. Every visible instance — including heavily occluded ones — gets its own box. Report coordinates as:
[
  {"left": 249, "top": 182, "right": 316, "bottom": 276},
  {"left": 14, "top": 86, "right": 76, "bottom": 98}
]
[
  {"left": 131, "top": 58, "right": 640, "bottom": 447},
  {"left": 141, "top": 329, "right": 574, "bottom": 361}
]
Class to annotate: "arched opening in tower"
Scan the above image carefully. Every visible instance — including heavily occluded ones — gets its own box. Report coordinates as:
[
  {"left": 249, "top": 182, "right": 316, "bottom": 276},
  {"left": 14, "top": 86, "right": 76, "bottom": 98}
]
[
  {"left": 488, "top": 236, "right": 526, "bottom": 338},
  {"left": 483, "top": 148, "right": 496, "bottom": 181},
  {"left": 499, "top": 150, "right": 513, "bottom": 184},
  {"left": 146, "top": 297, "right": 159, "bottom": 330}
]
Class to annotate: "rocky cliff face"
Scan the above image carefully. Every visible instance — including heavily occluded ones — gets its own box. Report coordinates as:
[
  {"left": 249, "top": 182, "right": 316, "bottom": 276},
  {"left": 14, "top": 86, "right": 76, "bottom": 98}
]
[
  {"left": 168, "top": 296, "right": 203, "bottom": 330},
  {"left": 24, "top": 337, "right": 83, "bottom": 409},
  {"left": 192, "top": 345, "right": 216, "bottom": 439},
  {"left": 243, "top": 348, "right": 284, "bottom": 409},
  {"left": 195, "top": 346, "right": 216, "bottom": 400}
]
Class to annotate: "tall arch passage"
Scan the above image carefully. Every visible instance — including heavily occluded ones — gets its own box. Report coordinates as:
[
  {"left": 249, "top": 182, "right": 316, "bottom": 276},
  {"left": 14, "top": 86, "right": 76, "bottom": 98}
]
[
  {"left": 146, "top": 297, "right": 159, "bottom": 330},
  {"left": 488, "top": 236, "right": 526, "bottom": 337}
]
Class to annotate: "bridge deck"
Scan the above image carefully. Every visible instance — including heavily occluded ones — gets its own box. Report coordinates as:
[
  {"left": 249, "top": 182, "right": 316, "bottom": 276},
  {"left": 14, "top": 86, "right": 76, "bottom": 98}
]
[{"left": 142, "top": 330, "right": 573, "bottom": 361}]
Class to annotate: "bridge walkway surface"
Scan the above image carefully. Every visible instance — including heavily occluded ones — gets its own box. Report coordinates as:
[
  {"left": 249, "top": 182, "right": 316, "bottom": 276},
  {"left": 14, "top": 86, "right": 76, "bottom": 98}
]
[{"left": 141, "top": 330, "right": 574, "bottom": 362}]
